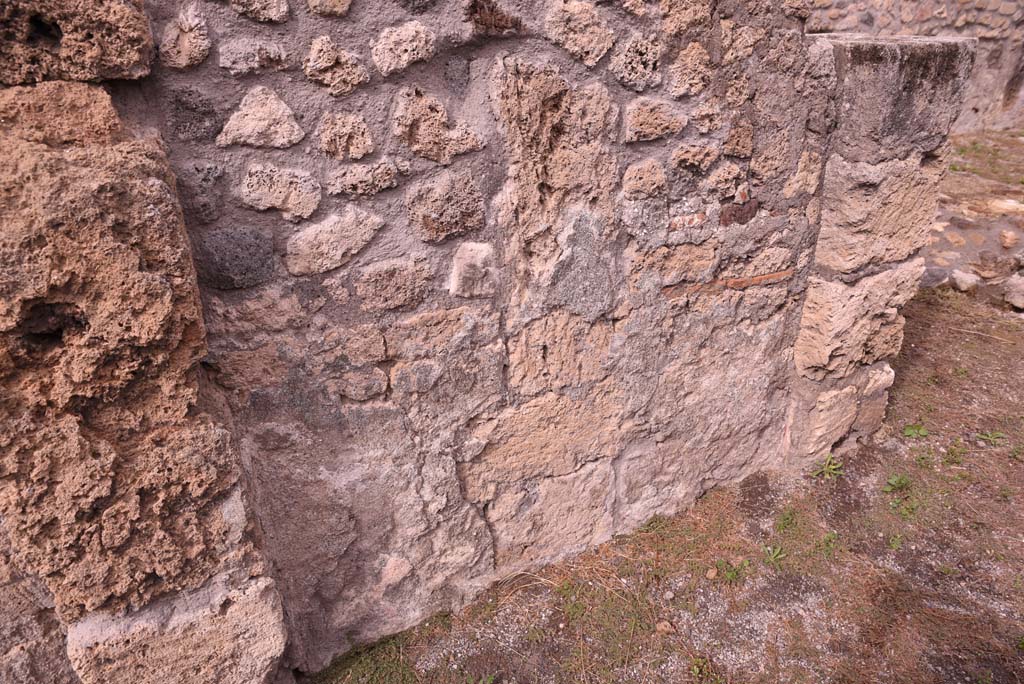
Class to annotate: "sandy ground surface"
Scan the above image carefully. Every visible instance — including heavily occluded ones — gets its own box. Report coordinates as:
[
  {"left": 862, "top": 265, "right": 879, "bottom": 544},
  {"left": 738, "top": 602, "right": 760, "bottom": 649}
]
[{"left": 312, "top": 143, "right": 1024, "bottom": 684}]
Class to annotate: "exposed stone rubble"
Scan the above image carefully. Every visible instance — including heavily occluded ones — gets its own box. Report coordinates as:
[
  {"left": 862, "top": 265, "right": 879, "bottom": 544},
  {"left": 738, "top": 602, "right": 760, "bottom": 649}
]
[{"left": 0, "top": 0, "right": 978, "bottom": 681}]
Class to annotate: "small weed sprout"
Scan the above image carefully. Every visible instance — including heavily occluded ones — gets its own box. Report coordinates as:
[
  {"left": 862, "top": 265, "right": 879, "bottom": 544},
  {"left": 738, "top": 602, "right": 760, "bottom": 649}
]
[
  {"left": 715, "top": 559, "right": 750, "bottom": 584},
  {"left": 888, "top": 534, "right": 903, "bottom": 551},
  {"left": 775, "top": 507, "right": 797, "bottom": 533},
  {"left": 977, "top": 431, "right": 1006, "bottom": 446},
  {"left": 1011, "top": 445, "right": 1023, "bottom": 462},
  {"left": 690, "top": 657, "right": 725, "bottom": 684},
  {"left": 903, "top": 423, "right": 930, "bottom": 439},
  {"left": 1017, "top": 635, "right": 1024, "bottom": 651},
  {"left": 818, "top": 531, "right": 839, "bottom": 559},
  {"left": 944, "top": 439, "right": 967, "bottom": 465},
  {"left": 763, "top": 545, "right": 787, "bottom": 569},
  {"left": 813, "top": 454, "right": 844, "bottom": 479},
  {"left": 883, "top": 474, "right": 912, "bottom": 493}
]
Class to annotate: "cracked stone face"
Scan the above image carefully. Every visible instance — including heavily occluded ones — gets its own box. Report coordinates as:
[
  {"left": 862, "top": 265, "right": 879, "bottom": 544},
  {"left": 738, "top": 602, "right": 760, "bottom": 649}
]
[{"left": 0, "top": 0, "right": 976, "bottom": 681}]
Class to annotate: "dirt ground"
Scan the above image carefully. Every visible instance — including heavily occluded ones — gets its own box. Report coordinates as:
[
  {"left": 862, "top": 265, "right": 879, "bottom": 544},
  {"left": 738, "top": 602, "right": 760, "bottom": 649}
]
[
  {"left": 312, "top": 144, "right": 1024, "bottom": 684},
  {"left": 927, "top": 131, "right": 1024, "bottom": 290}
]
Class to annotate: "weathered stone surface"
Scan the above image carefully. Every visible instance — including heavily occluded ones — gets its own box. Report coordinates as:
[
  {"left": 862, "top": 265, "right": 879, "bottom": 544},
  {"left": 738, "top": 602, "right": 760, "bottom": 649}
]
[
  {"left": 308, "top": 0, "right": 351, "bottom": 16},
  {"left": 240, "top": 164, "right": 321, "bottom": 221},
  {"left": 318, "top": 113, "right": 373, "bottom": 160},
  {"left": 285, "top": 208, "right": 385, "bottom": 276},
  {"left": 218, "top": 39, "right": 288, "bottom": 75},
  {"left": 827, "top": 36, "right": 975, "bottom": 163},
  {"left": 817, "top": 152, "right": 945, "bottom": 273},
  {"left": 356, "top": 259, "right": 434, "bottom": 311},
  {"left": 669, "top": 41, "right": 712, "bottom": 97},
  {"left": 803, "top": 386, "right": 859, "bottom": 456},
  {"left": 660, "top": 0, "right": 712, "bottom": 35},
  {"left": 544, "top": 0, "right": 615, "bottom": 67},
  {"left": 622, "top": 158, "right": 667, "bottom": 199},
  {"left": 448, "top": 243, "right": 498, "bottom": 298},
  {"left": 371, "top": 21, "right": 436, "bottom": 76},
  {"left": 67, "top": 574, "right": 286, "bottom": 684},
  {"left": 159, "top": 4, "right": 210, "bottom": 70},
  {"left": 794, "top": 260, "right": 926, "bottom": 380},
  {"left": 227, "top": 0, "right": 289, "bottom": 22},
  {"left": 406, "top": 171, "right": 486, "bottom": 243},
  {"left": 810, "top": 1, "right": 1018, "bottom": 132},
  {"left": 0, "top": 0, "right": 154, "bottom": 84},
  {"left": 610, "top": 34, "right": 662, "bottom": 91},
  {"left": 392, "top": 88, "right": 484, "bottom": 164},
  {"left": 303, "top": 36, "right": 369, "bottom": 96},
  {"left": 1, "top": 6, "right": 973, "bottom": 680},
  {"left": 217, "top": 87, "right": 305, "bottom": 149},
  {"left": 326, "top": 160, "right": 399, "bottom": 197},
  {"left": 624, "top": 98, "right": 687, "bottom": 142},
  {"left": 951, "top": 269, "right": 981, "bottom": 293}
]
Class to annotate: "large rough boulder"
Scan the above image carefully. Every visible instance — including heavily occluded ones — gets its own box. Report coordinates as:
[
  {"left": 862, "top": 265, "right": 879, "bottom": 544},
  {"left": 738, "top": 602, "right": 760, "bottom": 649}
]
[
  {"left": 0, "top": 82, "right": 285, "bottom": 683},
  {"left": 0, "top": 0, "right": 153, "bottom": 84}
]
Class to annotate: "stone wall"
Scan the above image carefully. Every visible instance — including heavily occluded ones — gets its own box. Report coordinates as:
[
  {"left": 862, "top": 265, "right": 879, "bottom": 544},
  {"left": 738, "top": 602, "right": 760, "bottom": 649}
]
[
  {"left": 0, "top": 1, "right": 973, "bottom": 682},
  {"left": 809, "top": 0, "right": 1024, "bottom": 131}
]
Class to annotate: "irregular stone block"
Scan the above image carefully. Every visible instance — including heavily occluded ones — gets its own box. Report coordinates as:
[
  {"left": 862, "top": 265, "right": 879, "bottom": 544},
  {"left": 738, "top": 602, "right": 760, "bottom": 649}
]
[
  {"left": 405, "top": 170, "right": 486, "bottom": 243},
  {"left": 317, "top": 112, "right": 373, "bottom": 160},
  {"left": 825, "top": 35, "right": 975, "bottom": 163},
  {"left": 326, "top": 160, "right": 399, "bottom": 197},
  {"left": 371, "top": 21, "right": 436, "bottom": 76},
  {"left": 392, "top": 87, "right": 484, "bottom": 164},
  {"left": 308, "top": 0, "right": 351, "bottom": 16},
  {"left": 218, "top": 39, "right": 288, "bottom": 75},
  {"left": 285, "top": 207, "right": 385, "bottom": 276},
  {"left": 355, "top": 259, "right": 433, "bottom": 311},
  {"left": 159, "top": 4, "right": 211, "bottom": 69},
  {"left": 817, "top": 152, "right": 944, "bottom": 273},
  {"left": 803, "top": 386, "right": 859, "bottom": 456},
  {"left": 217, "top": 87, "right": 305, "bottom": 149},
  {"left": 448, "top": 243, "right": 498, "bottom": 298},
  {"left": 669, "top": 41, "right": 712, "bottom": 97},
  {"left": 794, "top": 260, "right": 926, "bottom": 380},
  {"left": 622, "top": 158, "right": 667, "bottom": 199},
  {"left": 193, "top": 226, "right": 275, "bottom": 290},
  {"left": 303, "top": 36, "right": 369, "bottom": 96},
  {"left": 610, "top": 33, "right": 663, "bottom": 92},
  {"left": 67, "top": 575, "right": 286, "bottom": 684},
  {"left": 227, "top": 0, "right": 289, "bottom": 22},
  {"left": 0, "top": 82, "right": 274, "bottom": 642},
  {"left": 0, "top": 0, "right": 153, "bottom": 84},
  {"left": 624, "top": 97, "right": 687, "bottom": 142},
  {"left": 240, "top": 164, "right": 321, "bottom": 221},
  {"left": 659, "top": 0, "right": 712, "bottom": 35},
  {"left": 544, "top": 0, "right": 615, "bottom": 67}
]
